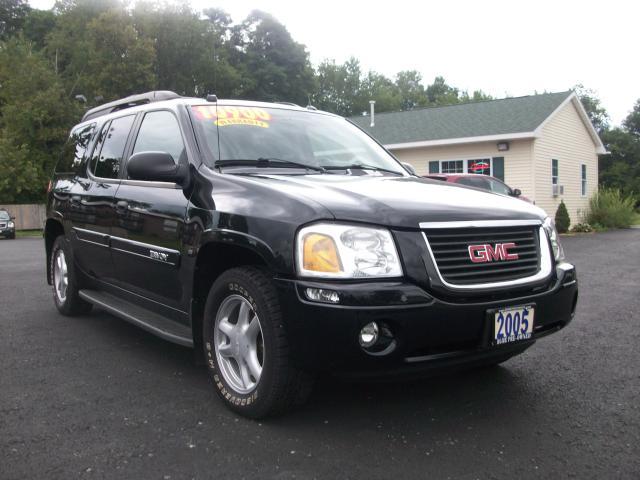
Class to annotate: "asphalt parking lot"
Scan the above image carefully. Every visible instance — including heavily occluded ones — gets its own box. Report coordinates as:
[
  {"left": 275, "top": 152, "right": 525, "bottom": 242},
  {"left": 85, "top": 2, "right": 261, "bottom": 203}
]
[{"left": 1, "top": 231, "right": 639, "bottom": 480}]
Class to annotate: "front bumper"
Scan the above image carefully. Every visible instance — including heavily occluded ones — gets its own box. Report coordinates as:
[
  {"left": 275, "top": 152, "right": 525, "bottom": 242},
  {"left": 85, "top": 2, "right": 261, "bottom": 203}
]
[
  {"left": 0, "top": 228, "right": 15, "bottom": 237},
  {"left": 275, "top": 263, "right": 577, "bottom": 377}
]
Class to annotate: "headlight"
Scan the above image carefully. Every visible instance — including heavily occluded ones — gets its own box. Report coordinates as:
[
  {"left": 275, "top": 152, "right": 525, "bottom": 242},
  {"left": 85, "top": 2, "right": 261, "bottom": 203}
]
[
  {"left": 543, "top": 217, "right": 565, "bottom": 262},
  {"left": 8, "top": 221, "right": 14, "bottom": 229},
  {"left": 296, "top": 223, "right": 403, "bottom": 278}
]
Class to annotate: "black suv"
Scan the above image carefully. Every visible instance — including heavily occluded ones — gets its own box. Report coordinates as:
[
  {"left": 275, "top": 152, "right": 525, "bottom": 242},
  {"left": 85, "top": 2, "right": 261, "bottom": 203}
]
[
  {"left": 0, "top": 209, "right": 15, "bottom": 239},
  {"left": 45, "top": 91, "right": 578, "bottom": 418}
]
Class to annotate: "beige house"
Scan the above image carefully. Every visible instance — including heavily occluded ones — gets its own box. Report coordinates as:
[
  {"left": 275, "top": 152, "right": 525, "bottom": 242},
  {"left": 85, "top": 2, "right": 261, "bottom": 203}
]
[{"left": 350, "top": 91, "right": 606, "bottom": 224}]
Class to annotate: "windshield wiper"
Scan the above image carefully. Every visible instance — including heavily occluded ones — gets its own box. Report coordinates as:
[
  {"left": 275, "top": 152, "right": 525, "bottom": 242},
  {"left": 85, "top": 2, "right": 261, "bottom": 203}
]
[
  {"left": 321, "top": 163, "right": 405, "bottom": 176},
  {"left": 215, "top": 158, "right": 326, "bottom": 173}
]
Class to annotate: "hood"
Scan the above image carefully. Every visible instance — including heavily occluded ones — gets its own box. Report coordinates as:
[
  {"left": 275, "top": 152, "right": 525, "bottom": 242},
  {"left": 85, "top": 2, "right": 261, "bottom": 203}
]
[{"left": 234, "top": 173, "right": 547, "bottom": 229}]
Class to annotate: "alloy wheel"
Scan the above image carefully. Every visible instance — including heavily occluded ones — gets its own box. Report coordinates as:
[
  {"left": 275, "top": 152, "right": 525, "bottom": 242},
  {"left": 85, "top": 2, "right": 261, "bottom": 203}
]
[
  {"left": 213, "top": 295, "right": 264, "bottom": 394},
  {"left": 53, "top": 249, "right": 68, "bottom": 303}
]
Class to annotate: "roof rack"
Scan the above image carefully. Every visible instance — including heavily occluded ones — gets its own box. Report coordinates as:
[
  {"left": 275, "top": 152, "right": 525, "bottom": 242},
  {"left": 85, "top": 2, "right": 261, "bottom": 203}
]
[{"left": 81, "top": 90, "right": 182, "bottom": 122}]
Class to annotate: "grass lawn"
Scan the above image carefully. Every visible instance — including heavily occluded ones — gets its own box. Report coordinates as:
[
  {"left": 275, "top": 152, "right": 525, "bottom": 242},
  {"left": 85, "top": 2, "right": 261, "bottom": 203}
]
[{"left": 16, "top": 229, "right": 42, "bottom": 238}]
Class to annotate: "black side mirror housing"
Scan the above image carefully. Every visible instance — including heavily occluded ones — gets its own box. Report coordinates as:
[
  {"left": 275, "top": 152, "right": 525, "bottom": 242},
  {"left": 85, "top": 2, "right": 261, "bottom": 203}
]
[
  {"left": 512, "top": 188, "right": 522, "bottom": 197},
  {"left": 127, "top": 151, "right": 188, "bottom": 184},
  {"left": 401, "top": 162, "right": 417, "bottom": 175}
]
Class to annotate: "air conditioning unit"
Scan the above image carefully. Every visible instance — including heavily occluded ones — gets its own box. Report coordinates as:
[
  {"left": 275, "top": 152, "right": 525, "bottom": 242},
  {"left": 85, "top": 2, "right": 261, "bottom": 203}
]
[{"left": 552, "top": 184, "right": 564, "bottom": 197}]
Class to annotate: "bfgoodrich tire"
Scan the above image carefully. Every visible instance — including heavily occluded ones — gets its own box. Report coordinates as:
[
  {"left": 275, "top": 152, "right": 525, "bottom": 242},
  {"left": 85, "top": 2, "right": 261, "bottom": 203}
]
[
  {"left": 50, "top": 236, "right": 92, "bottom": 316},
  {"left": 203, "top": 266, "right": 313, "bottom": 418}
]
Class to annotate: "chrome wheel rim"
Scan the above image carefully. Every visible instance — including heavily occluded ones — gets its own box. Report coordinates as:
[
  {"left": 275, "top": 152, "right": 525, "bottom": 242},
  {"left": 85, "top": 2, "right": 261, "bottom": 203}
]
[
  {"left": 214, "top": 295, "right": 264, "bottom": 394},
  {"left": 53, "top": 249, "right": 68, "bottom": 303}
]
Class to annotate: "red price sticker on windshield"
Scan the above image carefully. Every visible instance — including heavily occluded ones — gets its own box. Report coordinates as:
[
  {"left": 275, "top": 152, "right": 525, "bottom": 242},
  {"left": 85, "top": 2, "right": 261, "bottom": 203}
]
[{"left": 192, "top": 106, "right": 272, "bottom": 128}]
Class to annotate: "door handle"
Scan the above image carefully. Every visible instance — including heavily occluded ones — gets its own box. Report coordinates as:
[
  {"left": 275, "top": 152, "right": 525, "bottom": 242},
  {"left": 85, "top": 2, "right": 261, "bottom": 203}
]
[{"left": 116, "top": 200, "right": 129, "bottom": 212}]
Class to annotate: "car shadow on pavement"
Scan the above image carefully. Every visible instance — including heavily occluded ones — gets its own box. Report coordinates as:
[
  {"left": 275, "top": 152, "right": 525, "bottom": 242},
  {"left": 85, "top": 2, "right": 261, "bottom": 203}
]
[{"left": 82, "top": 307, "right": 541, "bottom": 435}]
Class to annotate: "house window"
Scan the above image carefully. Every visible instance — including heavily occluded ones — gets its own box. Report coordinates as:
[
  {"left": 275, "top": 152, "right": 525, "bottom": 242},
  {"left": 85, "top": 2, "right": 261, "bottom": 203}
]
[
  {"left": 581, "top": 164, "right": 587, "bottom": 196},
  {"left": 438, "top": 158, "right": 492, "bottom": 175},
  {"left": 467, "top": 158, "right": 491, "bottom": 175},
  {"left": 552, "top": 159, "right": 559, "bottom": 186},
  {"left": 441, "top": 160, "right": 464, "bottom": 173}
]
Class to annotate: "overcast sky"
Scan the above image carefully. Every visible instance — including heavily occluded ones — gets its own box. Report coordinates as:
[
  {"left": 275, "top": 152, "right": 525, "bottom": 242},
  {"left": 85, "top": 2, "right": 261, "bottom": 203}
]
[{"left": 29, "top": 0, "right": 639, "bottom": 125}]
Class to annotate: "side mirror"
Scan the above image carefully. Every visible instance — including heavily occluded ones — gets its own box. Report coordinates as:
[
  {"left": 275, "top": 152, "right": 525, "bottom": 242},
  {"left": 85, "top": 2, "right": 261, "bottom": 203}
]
[
  {"left": 401, "top": 162, "right": 417, "bottom": 175},
  {"left": 127, "top": 151, "right": 187, "bottom": 184},
  {"left": 512, "top": 188, "right": 522, "bottom": 197},
  {"left": 10, "top": 216, "right": 15, "bottom": 220}
]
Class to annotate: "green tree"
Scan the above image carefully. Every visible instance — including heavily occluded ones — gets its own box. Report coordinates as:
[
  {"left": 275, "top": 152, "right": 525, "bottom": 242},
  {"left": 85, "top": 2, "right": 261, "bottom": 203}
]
[
  {"left": 460, "top": 89, "right": 493, "bottom": 102},
  {"left": 555, "top": 200, "right": 571, "bottom": 232},
  {"left": 623, "top": 99, "right": 640, "bottom": 137},
  {"left": 45, "top": 0, "right": 124, "bottom": 99},
  {"left": 0, "top": 0, "right": 30, "bottom": 40},
  {"left": 233, "top": 10, "right": 315, "bottom": 105},
  {"left": 201, "top": 7, "right": 243, "bottom": 98},
  {"left": 574, "top": 84, "right": 609, "bottom": 135},
  {"left": 395, "top": 70, "right": 426, "bottom": 110},
  {"left": 358, "top": 71, "right": 400, "bottom": 114},
  {"left": 312, "top": 57, "right": 362, "bottom": 116},
  {"left": 22, "top": 8, "right": 56, "bottom": 49},
  {"left": 0, "top": 38, "right": 81, "bottom": 202},
  {"left": 83, "top": 9, "right": 156, "bottom": 100},
  {"left": 600, "top": 100, "right": 640, "bottom": 196},
  {"left": 425, "top": 76, "right": 461, "bottom": 105},
  {"left": 133, "top": 2, "right": 209, "bottom": 96}
]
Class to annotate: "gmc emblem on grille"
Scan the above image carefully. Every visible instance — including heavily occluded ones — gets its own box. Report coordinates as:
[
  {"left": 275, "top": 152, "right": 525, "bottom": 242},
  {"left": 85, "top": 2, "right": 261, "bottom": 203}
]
[{"left": 468, "top": 243, "right": 519, "bottom": 263}]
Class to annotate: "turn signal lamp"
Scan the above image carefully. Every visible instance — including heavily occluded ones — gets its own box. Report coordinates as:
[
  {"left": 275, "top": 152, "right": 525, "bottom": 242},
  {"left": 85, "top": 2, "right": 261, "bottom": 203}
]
[{"left": 302, "top": 233, "right": 342, "bottom": 273}]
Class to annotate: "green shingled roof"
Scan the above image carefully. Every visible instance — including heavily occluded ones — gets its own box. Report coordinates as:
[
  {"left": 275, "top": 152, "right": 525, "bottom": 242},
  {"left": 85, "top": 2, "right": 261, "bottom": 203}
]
[{"left": 348, "top": 91, "right": 573, "bottom": 145}]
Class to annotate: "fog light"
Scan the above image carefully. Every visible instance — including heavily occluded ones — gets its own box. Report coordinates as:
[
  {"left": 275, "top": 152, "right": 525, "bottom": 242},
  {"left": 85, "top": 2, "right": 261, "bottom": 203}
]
[
  {"left": 305, "top": 287, "right": 340, "bottom": 304},
  {"left": 359, "top": 322, "right": 379, "bottom": 348}
]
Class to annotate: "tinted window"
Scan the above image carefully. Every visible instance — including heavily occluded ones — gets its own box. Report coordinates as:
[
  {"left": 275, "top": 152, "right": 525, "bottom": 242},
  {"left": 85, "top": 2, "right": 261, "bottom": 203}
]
[
  {"left": 133, "top": 111, "right": 185, "bottom": 163},
  {"left": 88, "top": 122, "right": 109, "bottom": 175},
  {"left": 57, "top": 124, "right": 96, "bottom": 174},
  {"left": 456, "top": 176, "right": 492, "bottom": 191},
  {"left": 92, "top": 115, "right": 135, "bottom": 179}
]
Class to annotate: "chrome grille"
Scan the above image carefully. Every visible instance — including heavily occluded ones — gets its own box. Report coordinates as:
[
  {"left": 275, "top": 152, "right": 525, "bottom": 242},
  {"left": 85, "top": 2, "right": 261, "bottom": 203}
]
[
  {"left": 0, "top": 223, "right": 6, "bottom": 229},
  {"left": 423, "top": 224, "right": 541, "bottom": 286}
]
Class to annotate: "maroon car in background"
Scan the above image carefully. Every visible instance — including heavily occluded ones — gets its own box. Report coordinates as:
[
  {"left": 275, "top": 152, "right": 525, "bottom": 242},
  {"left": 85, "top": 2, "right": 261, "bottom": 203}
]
[{"left": 424, "top": 174, "right": 532, "bottom": 203}]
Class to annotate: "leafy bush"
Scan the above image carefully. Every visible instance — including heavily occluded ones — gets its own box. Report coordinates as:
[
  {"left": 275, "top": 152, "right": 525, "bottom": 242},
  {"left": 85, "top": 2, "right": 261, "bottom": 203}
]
[
  {"left": 554, "top": 201, "right": 571, "bottom": 233},
  {"left": 587, "top": 188, "right": 637, "bottom": 229},
  {"left": 570, "top": 223, "right": 594, "bottom": 233}
]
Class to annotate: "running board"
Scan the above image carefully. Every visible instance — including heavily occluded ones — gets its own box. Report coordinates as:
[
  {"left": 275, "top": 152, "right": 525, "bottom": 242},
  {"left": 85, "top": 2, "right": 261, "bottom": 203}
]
[{"left": 79, "top": 290, "right": 194, "bottom": 347}]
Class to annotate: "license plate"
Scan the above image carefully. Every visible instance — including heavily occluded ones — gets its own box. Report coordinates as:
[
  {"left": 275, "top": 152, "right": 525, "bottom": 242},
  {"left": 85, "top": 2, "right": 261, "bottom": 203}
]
[{"left": 494, "top": 305, "right": 534, "bottom": 345}]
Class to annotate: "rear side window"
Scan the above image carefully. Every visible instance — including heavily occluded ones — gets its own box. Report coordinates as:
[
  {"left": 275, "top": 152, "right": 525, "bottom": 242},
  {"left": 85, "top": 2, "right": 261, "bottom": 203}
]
[
  {"left": 90, "top": 115, "right": 135, "bottom": 179},
  {"left": 57, "top": 123, "right": 96, "bottom": 174},
  {"left": 457, "top": 176, "right": 491, "bottom": 191},
  {"left": 133, "top": 110, "right": 185, "bottom": 163}
]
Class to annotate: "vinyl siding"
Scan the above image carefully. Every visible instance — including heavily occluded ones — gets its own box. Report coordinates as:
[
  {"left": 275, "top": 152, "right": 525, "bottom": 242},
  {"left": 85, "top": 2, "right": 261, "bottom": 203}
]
[
  {"left": 390, "top": 139, "right": 535, "bottom": 197},
  {"left": 532, "top": 100, "right": 599, "bottom": 224}
]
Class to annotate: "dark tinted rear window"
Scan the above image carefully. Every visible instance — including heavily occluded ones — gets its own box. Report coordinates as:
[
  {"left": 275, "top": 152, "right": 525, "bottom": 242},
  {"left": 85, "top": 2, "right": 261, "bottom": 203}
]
[
  {"left": 57, "top": 123, "right": 96, "bottom": 174},
  {"left": 90, "top": 115, "right": 135, "bottom": 179}
]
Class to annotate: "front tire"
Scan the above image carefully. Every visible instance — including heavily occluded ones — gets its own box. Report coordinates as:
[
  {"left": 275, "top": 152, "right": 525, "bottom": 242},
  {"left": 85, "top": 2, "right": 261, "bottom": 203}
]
[
  {"left": 50, "top": 236, "right": 92, "bottom": 316},
  {"left": 203, "top": 266, "right": 313, "bottom": 418}
]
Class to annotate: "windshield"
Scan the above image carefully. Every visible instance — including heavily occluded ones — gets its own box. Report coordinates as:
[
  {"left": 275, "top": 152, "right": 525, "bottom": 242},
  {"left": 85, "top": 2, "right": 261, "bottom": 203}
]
[
  {"left": 0, "top": 211, "right": 10, "bottom": 220},
  {"left": 191, "top": 105, "right": 406, "bottom": 174}
]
